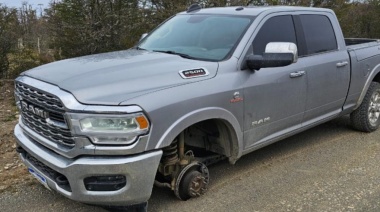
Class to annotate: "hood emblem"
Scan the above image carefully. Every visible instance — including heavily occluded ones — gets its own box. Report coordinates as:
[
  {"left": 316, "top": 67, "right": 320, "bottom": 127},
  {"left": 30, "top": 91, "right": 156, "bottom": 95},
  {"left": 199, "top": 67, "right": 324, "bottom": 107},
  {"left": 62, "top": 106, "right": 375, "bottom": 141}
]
[{"left": 179, "top": 68, "right": 209, "bottom": 79}]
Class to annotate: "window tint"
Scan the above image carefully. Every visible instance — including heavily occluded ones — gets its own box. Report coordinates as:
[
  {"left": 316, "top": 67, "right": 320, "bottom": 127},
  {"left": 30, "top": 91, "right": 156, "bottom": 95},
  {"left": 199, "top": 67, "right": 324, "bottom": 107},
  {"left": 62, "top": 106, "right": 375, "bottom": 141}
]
[
  {"left": 300, "top": 15, "right": 337, "bottom": 55},
  {"left": 252, "top": 15, "right": 297, "bottom": 55}
]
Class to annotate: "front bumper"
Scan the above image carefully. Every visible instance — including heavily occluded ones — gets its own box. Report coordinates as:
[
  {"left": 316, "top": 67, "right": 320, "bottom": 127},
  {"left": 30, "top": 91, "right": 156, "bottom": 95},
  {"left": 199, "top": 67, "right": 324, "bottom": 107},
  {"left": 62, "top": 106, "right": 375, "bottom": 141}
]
[{"left": 14, "top": 124, "right": 162, "bottom": 206}]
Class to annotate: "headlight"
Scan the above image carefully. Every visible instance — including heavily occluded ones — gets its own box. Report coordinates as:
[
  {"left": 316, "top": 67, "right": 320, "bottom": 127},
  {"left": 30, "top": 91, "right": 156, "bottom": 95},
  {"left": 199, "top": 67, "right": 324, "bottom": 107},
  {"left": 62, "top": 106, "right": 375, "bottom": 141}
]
[{"left": 67, "top": 113, "right": 149, "bottom": 145}]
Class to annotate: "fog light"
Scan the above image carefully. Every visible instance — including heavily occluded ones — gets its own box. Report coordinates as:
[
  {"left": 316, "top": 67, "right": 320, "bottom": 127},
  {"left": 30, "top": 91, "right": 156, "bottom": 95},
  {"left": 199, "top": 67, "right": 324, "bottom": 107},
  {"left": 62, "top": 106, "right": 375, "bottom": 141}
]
[{"left": 84, "top": 175, "right": 126, "bottom": 191}]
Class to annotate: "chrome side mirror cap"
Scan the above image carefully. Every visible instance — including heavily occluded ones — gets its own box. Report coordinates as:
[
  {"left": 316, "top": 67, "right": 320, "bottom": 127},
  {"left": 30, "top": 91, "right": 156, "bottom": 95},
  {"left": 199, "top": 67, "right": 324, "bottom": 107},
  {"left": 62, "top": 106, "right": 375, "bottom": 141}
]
[
  {"left": 140, "top": 33, "right": 148, "bottom": 41},
  {"left": 265, "top": 42, "right": 298, "bottom": 63}
]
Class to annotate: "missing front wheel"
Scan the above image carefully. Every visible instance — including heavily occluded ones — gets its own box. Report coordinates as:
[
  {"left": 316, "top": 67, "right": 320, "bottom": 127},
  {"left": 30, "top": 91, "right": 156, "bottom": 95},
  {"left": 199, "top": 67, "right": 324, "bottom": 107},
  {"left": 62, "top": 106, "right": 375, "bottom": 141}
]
[{"left": 174, "top": 162, "right": 209, "bottom": 201}]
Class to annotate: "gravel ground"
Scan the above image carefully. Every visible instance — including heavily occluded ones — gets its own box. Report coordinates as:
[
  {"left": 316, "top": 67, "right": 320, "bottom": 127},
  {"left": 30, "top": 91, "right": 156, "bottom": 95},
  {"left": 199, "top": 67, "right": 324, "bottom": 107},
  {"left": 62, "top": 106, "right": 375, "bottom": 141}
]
[
  {"left": 1, "top": 115, "right": 380, "bottom": 212},
  {"left": 1, "top": 80, "right": 35, "bottom": 194}
]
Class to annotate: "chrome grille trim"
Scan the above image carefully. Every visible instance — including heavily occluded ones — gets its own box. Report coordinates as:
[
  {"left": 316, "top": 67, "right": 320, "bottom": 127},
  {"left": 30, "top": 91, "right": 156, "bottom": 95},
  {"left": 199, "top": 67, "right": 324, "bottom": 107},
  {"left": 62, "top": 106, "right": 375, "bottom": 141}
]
[
  {"left": 16, "top": 81, "right": 74, "bottom": 148},
  {"left": 22, "top": 112, "right": 75, "bottom": 147},
  {"left": 16, "top": 82, "right": 64, "bottom": 111}
]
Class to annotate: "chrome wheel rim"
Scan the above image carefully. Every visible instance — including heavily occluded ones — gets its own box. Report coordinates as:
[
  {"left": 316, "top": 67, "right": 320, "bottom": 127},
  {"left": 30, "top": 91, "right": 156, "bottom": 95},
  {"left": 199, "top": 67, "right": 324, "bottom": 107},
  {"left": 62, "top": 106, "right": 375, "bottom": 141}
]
[{"left": 368, "top": 90, "right": 380, "bottom": 126}]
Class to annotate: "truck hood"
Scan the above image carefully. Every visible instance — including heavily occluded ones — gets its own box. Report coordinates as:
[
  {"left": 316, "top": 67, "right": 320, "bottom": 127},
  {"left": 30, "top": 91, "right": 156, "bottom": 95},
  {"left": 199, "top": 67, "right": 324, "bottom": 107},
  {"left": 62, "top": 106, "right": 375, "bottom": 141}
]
[{"left": 23, "top": 49, "right": 218, "bottom": 105}]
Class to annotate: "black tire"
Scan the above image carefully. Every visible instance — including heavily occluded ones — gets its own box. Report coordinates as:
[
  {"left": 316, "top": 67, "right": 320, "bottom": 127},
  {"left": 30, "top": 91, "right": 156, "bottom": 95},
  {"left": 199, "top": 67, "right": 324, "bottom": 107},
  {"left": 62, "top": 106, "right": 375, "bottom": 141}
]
[{"left": 350, "top": 82, "right": 380, "bottom": 132}]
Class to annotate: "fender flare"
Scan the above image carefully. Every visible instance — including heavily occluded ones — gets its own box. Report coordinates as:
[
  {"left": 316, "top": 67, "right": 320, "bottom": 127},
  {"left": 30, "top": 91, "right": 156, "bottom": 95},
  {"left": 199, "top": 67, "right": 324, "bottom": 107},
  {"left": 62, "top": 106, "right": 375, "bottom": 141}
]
[
  {"left": 356, "top": 63, "right": 380, "bottom": 109},
  {"left": 154, "top": 107, "right": 243, "bottom": 162}
]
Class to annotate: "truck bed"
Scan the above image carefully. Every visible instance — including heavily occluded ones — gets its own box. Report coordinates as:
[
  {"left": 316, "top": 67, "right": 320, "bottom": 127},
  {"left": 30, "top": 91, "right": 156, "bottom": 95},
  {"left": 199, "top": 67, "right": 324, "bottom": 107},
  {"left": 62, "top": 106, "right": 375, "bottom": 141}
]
[
  {"left": 345, "top": 38, "right": 379, "bottom": 46},
  {"left": 344, "top": 37, "right": 380, "bottom": 113},
  {"left": 346, "top": 38, "right": 380, "bottom": 61}
]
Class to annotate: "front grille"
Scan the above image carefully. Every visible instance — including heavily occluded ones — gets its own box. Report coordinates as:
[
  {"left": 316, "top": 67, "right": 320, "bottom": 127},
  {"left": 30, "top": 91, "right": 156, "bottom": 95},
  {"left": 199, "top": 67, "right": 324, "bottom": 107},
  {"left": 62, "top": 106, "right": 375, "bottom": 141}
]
[
  {"left": 26, "top": 153, "right": 72, "bottom": 192},
  {"left": 16, "top": 82, "right": 64, "bottom": 111},
  {"left": 16, "top": 82, "right": 75, "bottom": 148},
  {"left": 22, "top": 112, "right": 74, "bottom": 147}
]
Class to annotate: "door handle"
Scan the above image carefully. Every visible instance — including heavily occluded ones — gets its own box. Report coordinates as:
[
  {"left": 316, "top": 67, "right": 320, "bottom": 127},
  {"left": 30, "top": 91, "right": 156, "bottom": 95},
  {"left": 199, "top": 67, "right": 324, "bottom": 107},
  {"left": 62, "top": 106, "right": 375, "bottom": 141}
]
[
  {"left": 289, "top": 71, "right": 305, "bottom": 78},
  {"left": 336, "top": 61, "right": 348, "bottom": 67}
]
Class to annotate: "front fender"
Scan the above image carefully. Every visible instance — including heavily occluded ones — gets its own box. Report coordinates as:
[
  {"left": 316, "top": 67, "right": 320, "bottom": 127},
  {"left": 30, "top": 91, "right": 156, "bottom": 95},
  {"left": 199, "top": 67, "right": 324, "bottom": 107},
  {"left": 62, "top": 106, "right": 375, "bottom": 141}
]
[{"left": 154, "top": 107, "right": 243, "bottom": 162}]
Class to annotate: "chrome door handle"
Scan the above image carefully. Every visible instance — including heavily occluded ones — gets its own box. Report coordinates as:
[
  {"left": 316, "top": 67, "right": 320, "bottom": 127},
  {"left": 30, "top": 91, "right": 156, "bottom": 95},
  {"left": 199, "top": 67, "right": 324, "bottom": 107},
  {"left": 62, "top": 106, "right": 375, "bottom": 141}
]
[
  {"left": 289, "top": 71, "right": 305, "bottom": 78},
  {"left": 336, "top": 61, "right": 348, "bottom": 67}
]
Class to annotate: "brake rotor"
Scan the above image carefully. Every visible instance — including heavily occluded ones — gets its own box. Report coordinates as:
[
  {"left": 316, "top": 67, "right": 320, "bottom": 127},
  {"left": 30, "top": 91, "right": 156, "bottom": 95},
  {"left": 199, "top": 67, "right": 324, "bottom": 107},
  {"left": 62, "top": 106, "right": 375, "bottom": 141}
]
[{"left": 174, "top": 162, "right": 209, "bottom": 201}]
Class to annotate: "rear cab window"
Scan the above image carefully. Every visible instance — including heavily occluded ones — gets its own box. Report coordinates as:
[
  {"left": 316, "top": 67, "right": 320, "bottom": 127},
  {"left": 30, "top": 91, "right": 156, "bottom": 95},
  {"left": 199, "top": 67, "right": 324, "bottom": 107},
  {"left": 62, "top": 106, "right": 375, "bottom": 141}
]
[{"left": 299, "top": 14, "right": 338, "bottom": 56}]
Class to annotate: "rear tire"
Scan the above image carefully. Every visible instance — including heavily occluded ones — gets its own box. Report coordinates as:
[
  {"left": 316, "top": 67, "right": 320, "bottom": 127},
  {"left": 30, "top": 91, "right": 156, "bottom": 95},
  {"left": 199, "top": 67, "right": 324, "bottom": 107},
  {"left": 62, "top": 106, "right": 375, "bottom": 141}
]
[{"left": 350, "top": 82, "right": 380, "bottom": 132}]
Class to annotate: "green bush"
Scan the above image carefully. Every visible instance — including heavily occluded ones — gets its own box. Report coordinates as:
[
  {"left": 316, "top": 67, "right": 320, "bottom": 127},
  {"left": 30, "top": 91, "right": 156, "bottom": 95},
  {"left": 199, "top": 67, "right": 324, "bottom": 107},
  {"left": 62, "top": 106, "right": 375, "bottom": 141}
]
[{"left": 7, "top": 48, "right": 41, "bottom": 79}]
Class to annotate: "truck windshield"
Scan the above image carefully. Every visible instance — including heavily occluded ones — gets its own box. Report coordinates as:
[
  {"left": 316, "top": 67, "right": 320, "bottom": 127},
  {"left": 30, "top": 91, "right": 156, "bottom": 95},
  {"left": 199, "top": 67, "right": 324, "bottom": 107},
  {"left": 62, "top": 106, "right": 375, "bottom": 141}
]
[{"left": 138, "top": 14, "right": 253, "bottom": 61}]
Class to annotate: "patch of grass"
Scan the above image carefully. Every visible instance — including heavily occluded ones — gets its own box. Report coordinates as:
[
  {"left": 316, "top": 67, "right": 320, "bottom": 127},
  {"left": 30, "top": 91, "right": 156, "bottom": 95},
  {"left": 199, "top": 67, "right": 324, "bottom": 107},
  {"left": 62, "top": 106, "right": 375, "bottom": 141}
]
[{"left": 4, "top": 114, "right": 16, "bottom": 122}]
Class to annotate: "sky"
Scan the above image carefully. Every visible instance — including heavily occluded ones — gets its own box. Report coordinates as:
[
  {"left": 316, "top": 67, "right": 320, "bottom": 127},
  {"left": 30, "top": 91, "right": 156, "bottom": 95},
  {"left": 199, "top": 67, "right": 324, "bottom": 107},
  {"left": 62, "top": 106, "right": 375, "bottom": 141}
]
[{"left": 0, "top": 0, "right": 52, "bottom": 9}]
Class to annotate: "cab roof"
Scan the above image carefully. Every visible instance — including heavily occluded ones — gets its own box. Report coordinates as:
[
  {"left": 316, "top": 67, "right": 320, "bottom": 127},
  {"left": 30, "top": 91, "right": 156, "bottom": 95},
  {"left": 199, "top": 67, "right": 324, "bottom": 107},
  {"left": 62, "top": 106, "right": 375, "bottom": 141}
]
[{"left": 178, "top": 6, "right": 333, "bottom": 17}]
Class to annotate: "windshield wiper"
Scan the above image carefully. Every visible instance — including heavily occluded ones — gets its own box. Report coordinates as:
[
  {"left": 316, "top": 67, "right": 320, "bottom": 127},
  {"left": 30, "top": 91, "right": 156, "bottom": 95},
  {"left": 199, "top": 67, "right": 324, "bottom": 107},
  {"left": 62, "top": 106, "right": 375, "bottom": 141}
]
[
  {"left": 153, "top": 50, "right": 197, "bottom": 59},
  {"left": 135, "top": 46, "right": 147, "bottom": 50}
]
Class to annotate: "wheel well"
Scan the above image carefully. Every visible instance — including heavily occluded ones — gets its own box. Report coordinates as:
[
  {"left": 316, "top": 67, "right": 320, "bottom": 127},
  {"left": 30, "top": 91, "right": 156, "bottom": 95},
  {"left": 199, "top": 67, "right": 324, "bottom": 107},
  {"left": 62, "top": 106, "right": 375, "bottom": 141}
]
[
  {"left": 156, "top": 119, "right": 238, "bottom": 180},
  {"left": 182, "top": 119, "right": 236, "bottom": 158},
  {"left": 155, "top": 119, "right": 239, "bottom": 195},
  {"left": 373, "top": 72, "right": 380, "bottom": 83}
]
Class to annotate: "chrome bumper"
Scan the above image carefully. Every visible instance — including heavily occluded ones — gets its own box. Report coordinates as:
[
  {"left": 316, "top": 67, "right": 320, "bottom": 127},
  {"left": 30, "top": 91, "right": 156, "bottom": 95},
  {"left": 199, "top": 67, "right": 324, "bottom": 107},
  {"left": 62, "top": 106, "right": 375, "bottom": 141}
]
[{"left": 14, "top": 124, "right": 162, "bottom": 206}]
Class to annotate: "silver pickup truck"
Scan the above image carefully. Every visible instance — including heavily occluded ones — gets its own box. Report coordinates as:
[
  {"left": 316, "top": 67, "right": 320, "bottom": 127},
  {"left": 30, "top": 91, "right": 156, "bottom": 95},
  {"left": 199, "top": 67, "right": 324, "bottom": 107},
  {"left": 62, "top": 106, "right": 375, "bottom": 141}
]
[{"left": 13, "top": 4, "right": 380, "bottom": 209}]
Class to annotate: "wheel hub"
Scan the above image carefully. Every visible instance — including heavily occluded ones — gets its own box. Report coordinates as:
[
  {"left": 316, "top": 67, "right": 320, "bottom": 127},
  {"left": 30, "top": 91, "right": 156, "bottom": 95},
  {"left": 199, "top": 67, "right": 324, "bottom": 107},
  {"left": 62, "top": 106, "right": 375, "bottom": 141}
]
[
  {"left": 188, "top": 174, "right": 207, "bottom": 197},
  {"left": 368, "top": 91, "right": 380, "bottom": 126},
  {"left": 174, "top": 162, "right": 209, "bottom": 200}
]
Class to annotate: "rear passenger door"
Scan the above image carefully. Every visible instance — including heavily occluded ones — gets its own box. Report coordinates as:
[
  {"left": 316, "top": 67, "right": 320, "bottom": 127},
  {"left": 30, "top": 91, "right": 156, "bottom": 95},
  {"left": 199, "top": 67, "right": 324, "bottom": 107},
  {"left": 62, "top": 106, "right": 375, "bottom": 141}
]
[{"left": 295, "top": 14, "right": 350, "bottom": 126}]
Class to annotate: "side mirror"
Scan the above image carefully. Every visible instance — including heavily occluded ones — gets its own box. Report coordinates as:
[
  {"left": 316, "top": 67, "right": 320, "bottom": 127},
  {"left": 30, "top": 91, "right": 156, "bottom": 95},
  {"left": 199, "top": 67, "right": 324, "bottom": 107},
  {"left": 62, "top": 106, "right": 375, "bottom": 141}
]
[
  {"left": 246, "top": 42, "right": 298, "bottom": 71},
  {"left": 139, "top": 33, "right": 148, "bottom": 41},
  {"left": 265, "top": 42, "right": 298, "bottom": 63}
]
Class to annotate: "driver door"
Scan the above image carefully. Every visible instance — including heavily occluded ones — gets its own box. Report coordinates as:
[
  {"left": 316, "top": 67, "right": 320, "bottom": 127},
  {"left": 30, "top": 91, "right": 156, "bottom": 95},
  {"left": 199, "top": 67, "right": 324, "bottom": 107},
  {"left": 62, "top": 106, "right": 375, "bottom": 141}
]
[{"left": 242, "top": 15, "right": 307, "bottom": 149}]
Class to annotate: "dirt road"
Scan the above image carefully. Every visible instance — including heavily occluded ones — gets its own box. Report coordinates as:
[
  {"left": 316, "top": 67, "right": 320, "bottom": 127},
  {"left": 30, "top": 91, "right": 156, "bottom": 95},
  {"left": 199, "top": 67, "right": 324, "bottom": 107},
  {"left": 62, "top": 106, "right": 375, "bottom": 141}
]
[{"left": 1, "top": 115, "right": 380, "bottom": 212}]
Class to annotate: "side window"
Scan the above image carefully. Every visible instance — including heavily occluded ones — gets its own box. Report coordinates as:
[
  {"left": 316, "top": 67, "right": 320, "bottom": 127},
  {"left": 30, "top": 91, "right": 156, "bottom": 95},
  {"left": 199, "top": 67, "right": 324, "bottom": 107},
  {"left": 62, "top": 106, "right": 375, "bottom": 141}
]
[
  {"left": 299, "top": 15, "right": 337, "bottom": 55},
  {"left": 252, "top": 15, "right": 297, "bottom": 55}
]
